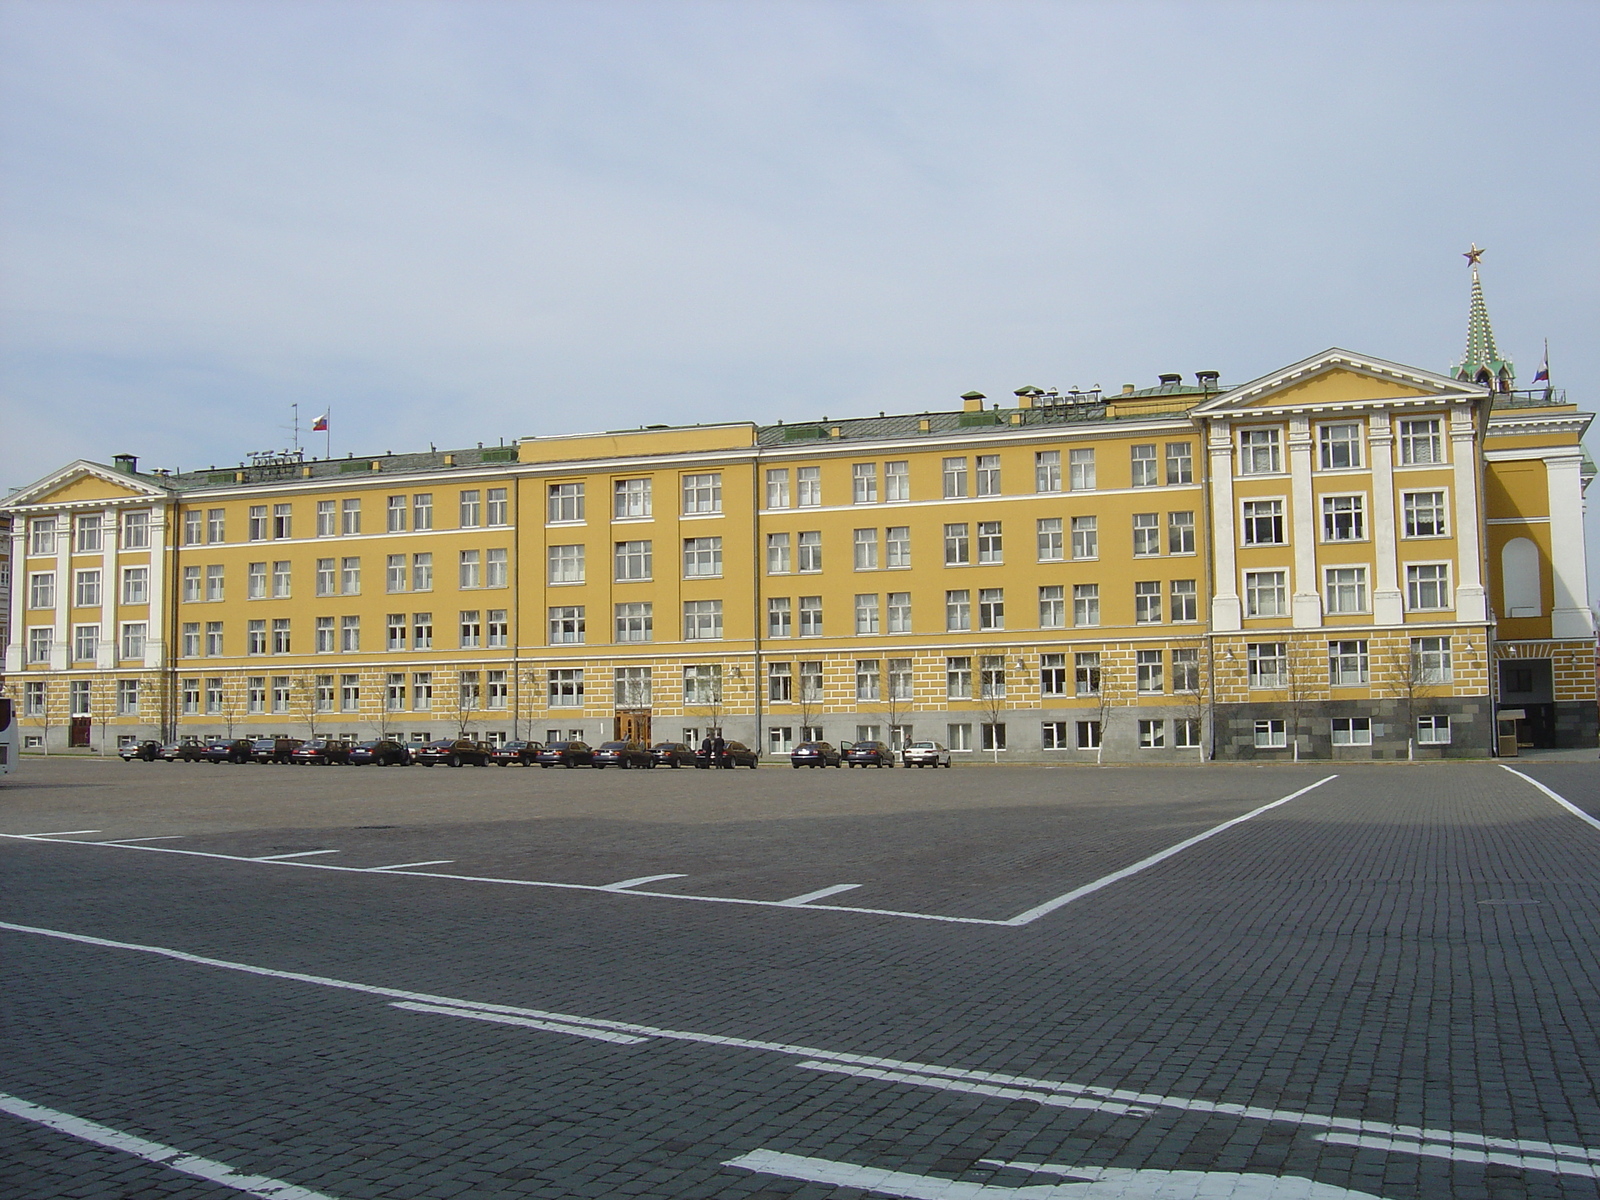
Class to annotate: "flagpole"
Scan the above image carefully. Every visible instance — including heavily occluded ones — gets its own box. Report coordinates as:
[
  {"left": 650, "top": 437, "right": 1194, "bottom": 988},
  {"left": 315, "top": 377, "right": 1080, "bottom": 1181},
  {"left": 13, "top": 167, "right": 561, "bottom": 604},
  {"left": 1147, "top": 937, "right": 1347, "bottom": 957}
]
[
  {"left": 325, "top": 405, "right": 332, "bottom": 460},
  {"left": 292, "top": 403, "right": 300, "bottom": 456}
]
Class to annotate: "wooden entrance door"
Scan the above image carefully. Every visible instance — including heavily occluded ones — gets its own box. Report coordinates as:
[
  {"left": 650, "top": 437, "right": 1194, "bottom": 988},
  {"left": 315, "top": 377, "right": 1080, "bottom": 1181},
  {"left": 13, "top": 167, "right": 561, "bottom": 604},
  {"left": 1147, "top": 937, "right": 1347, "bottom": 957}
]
[
  {"left": 614, "top": 709, "right": 651, "bottom": 745},
  {"left": 69, "top": 717, "right": 92, "bottom": 748}
]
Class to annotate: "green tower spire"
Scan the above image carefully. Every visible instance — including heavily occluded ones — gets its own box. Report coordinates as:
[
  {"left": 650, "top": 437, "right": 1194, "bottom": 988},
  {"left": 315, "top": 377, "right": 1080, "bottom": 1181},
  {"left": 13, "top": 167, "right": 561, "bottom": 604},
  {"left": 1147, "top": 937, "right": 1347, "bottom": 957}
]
[{"left": 1453, "top": 244, "right": 1515, "bottom": 392}]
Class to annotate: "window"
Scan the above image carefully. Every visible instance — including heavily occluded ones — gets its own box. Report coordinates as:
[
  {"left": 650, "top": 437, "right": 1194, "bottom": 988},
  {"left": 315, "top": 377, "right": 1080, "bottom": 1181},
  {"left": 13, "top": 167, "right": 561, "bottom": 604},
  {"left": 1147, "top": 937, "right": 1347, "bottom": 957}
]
[
  {"left": 311, "top": 616, "right": 333, "bottom": 653},
  {"left": 76, "top": 514, "right": 103, "bottom": 552},
  {"left": 1244, "top": 571, "right": 1287, "bottom": 618},
  {"left": 341, "top": 557, "right": 361, "bottom": 595},
  {"left": 617, "top": 544, "right": 656, "bottom": 585},
  {"left": 1403, "top": 491, "right": 1447, "bottom": 538},
  {"left": 205, "top": 622, "right": 225, "bottom": 656},
  {"left": 766, "top": 532, "right": 791, "bottom": 574},
  {"left": 945, "top": 589, "right": 971, "bottom": 632},
  {"left": 1132, "top": 513, "right": 1160, "bottom": 556},
  {"left": 412, "top": 613, "right": 433, "bottom": 650},
  {"left": 683, "top": 600, "right": 723, "bottom": 640},
  {"left": 548, "top": 482, "right": 585, "bottom": 523},
  {"left": 29, "top": 572, "right": 55, "bottom": 609},
  {"left": 1037, "top": 518, "right": 1063, "bottom": 562},
  {"left": 486, "top": 488, "right": 508, "bottom": 526},
  {"left": 1040, "top": 653, "right": 1067, "bottom": 697},
  {"left": 1398, "top": 418, "right": 1443, "bottom": 465},
  {"left": 978, "top": 588, "right": 1004, "bottom": 630},
  {"left": 975, "top": 455, "right": 1001, "bottom": 496},
  {"left": 459, "top": 489, "right": 481, "bottom": 527},
  {"left": 1035, "top": 451, "right": 1061, "bottom": 493},
  {"left": 614, "top": 666, "right": 650, "bottom": 707},
  {"left": 247, "top": 619, "right": 267, "bottom": 655},
  {"left": 340, "top": 675, "right": 361, "bottom": 713},
  {"left": 1239, "top": 428, "right": 1282, "bottom": 474},
  {"left": 459, "top": 550, "right": 481, "bottom": 589},
  {"left": 884, "top": 460, "right": 910, "bottom": 501},
  {"left": 205, "top": 564, "right": 225, "bottom": 602},
  {"left": 122, "top": 510, "right": 151, "bottom": 549},
  {"left": 487, "top": 610, "right": 508, "bottom": 647},
  {"left": 548, "top": 544, "right": 585, "bottom": 584},
  {"left": 887, "top": 591, "right": 911, "bottom": 633},
  {"left": 855, "top": 660, "right": 880, "bottom": 702},
  {"left": 75, "top": 569, "right": 101, "bottom": 607},
  {"left": 885, "top": 526, "right": 910, "bottom": 569},
  {"left": 1073, "top": 584, "right": 1100, "bottom": 627},
  {"left": 411, "top": 553, "right": 432, "bottom": 591},
  {"left": 1319, "top": 423, "right": 1363, "bottom": 469},
  {"left": 73, "top": 624, "right": 98, "bottom": 661},
  {"left": 181, "top": 623, "right": 200, "bottom": 657},
  {"left": 1254, "top": 719, "right": 1287, "bottom": 748},
  {"left": 1039, "top": 585, "right": 1065, "bottom": 629},
  {"left": 854, "top": 594, "right": 880, "bottom": 634},
  {"left": 1136, "top": 649, "right": 1163, "bottom": 693},
  {"left": 970, "top": 521, "right": 1000, "bottom": 565},
  {"left": 1138, "top": 720, "right": 1166, "bottom": 749},
  {"left": 1134, "top": 580, "right": 1162, "bottom": 624},
  {"left": 413, "top": 672, "right": 433, "bottom": 710},
  {"left": 1166, "top": 442, "right": 1193, "bottom": 485},
  {"left": 1172, "top": 648, "right": 1200, "bottom": 692},
  {"left": 1247, "top": 643, "right": 1287, "bottom": 688},
  {"left": 387, "top": 495, "right": 408, "bottom": 532},
  {"left": 314, "top": 558, "right": 336, "bottom": 597},
  {"left": 768, "top": 662, "right": 793, "bottom": 702},
  {"left": 981, "top": 723, "right": 1007, "bottom": 752},
  {"left": 24, "top": 679, "right": 47, "bottom": 713},
  {"left": 979, "top": 655, "right": 1005, "bottom": 698},
  {"left": 1325, "top": 567, "right": 1368, "bottom": 614},
  {"left": 117, "top": 678, "right": 140, "bottom": 715},
  {"left": 341, "top": 498, "right": 361, "bottom": 536},
  {"left": 30, "top": 516, "right": 59, "bottom": 555},
  {"left": 799, "top": 596, "right": 822, "bottom": 637},
  {"left": 1328, "top": 640, "right": 1370, "bottom": 686},
  {"left": 767, "top": 596, "right": 791, "bottom": 638},
  {"left": 1071, "top": 516, "right": 1097, "bottom": 559},
  {"left": 1174, "top": 718, "right": 1201, "bottom": 748},
  {"left": 206, "top": 677, "right": 227, "bottom": 714},
  {"left": 248, "top": 505, "right": 268, "bottom": 541},
  {"left": 1069, "top": 448, "right": 1096, "bottom": 491},
  {"left": 246, "top": 677, "right": 266, "bottom": 714},
  {"left": 888, "top": 658, "right": 913, "bottom": 701},
  {"left": 1242, "top": 500, "right": 1284, "bottom": 545},
  {"left": 1416, "top": 715, "right": 1452, "bottom": 745},
  {"left": 852, "top": 463, "right": 878, "bottom": 504},
  {"left": 459, "top": 610, "right": 482, "bottom": 649},
  {"left": 943, "top": 523, "right": 970, "bottom": 565},
  {"left": 247, "top": 561, "right": 268, "bottom": 600},
  {"left": 683, "top": 665, "right": 722, "bottom": 706},
  {"left": 385, "top": 674, "right": 406, "bottom": 711},
  {"left": 1130, "top": 444, "right": 1158, "bottom": 487},
  {"left": 768, "top": 727, "right": 796, "bottom": 754},
  {"left": 314, "top": 500, "right": 337, "bottom": 538},
  {"left": 273, "top": 561, "right": 292, "bottom": 598},
  {"left": 120, "top": 622, "right": 147, "bottom": 661},
  {"left": 1075, "top": 720, "right": 1101, "bottom": 749},
  {"left": 853, "top": 528, "right": 879, "bottom": 570},
  {"left": 181, "top": 679, "right": 200, "bottom": 715},
  {"left": 386, "top": 555, "right": 407, "bottom": 593},
  {"left": 1041, "top": 721, "right": 1069, "bottom": 750},
  {"left": 797, "top": 531, "right": 822, "bottom": 573},
  {"left": 207, "top": 509, "right": 226, "bottom": 543},
  {"left": 387, "top": 613, "right": 407, "bottom": 650},
  {"left": 1331, "top": 717, "right": 1372, "bottom": 746},
  {"left": 456, "top": 672, "right": 480, "bottom": 713},
  {"left": 797, "top": 466, "right": 821, "bottom": 507},
  {"left": 942, "top": 457, "right": 968, "bottom": 498},
  {"left": 549, "top": 606, "right": 585, "bottom": 644},
  {"left": 1407, "top": 564, "right": 1451, "bottom": 611},
  {"left": 340, "top": 615, "right": 361, "bottom": 653},
  {"left": 947, "top": 724, "right": 973, "bottom": 752},
  {"left": 412, "top": 493, "right": 433, "bottom": 530},
  {"left": 946, "top": 657, "right": 972, "bottom": 699},
  {"left": 182, "top": 510, "right": 202, "bottom": 546},
  {"left": 1170, "top": 579, "right": 1198, "bottom": 622},
  {"left": 1168, "top": 511, "right": 1195, "bottom": 554},
  {"left": 682, "top": 473, "right": 722, "bottom": 514},
  {"left": 1322, "top": 495, "right": 1365, "bottom": 541},
  {"left": 1412, "top": 636, "right": 1452, "bottom": 684},
  {"left": 799, "top": 661, "right": 823, "bottom": 703},
  {"left": 605, "top": 476, "right": 654, "bottom": 521},
  {"left": 764, "top": 469, "right": 790, "bottom": 509}
]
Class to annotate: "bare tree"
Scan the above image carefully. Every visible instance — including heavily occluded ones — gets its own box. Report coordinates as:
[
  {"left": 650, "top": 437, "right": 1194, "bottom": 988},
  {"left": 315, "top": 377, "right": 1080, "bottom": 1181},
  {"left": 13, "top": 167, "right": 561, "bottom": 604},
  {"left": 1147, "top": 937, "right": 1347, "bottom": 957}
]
[
  {"left": 289, "top": 674, "right": 321, "bottom": 741},
  {"left": 879, "top": 656, "right": 913, "bottom": 756},
  {"left": 687, "top": 664, "right": 725, "bottom": 741},
  {"left": 1092, "top": 658, "right": 1121, "bottom": 766},
  {"left": 796, "top": 660, "right": 822, "bottom": 743},
  {"left": 1173, "top": 639, "right": 1208, "bottom": 760},
  {"left": 453, "top": 670, "right": 482, "bottom": 738},
  {"left": 977, "top": 654, "right": 1008, "bottom": 764},
  {"left": 1385, "top": 637, "right": 1437, "bottom": 760},
  {"left": 1281, "top": 639, "right": 1315, "bottom": 762}
]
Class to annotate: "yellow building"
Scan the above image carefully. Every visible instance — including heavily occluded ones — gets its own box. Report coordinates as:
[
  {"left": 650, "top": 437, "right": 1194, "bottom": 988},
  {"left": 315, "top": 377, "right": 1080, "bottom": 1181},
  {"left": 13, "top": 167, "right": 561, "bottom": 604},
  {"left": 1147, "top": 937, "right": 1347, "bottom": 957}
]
[{"left": 4, "top": 306, "right": 1594, "bottom": 761}]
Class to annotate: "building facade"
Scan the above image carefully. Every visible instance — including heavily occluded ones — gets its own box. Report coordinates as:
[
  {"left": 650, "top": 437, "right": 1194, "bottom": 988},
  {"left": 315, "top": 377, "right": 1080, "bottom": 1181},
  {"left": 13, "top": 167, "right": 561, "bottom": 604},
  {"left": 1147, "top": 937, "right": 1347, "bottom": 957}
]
[{"left": 3, "top": 344, "right": 1593, "bottom": 761}]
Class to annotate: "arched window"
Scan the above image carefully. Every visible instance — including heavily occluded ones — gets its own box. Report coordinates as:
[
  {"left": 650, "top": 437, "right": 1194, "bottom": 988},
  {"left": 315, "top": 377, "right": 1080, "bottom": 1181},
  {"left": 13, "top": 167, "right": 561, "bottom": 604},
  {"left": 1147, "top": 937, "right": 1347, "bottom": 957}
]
[{"left": 1501, "top": 538, "right": 1541, "bottom": 617}]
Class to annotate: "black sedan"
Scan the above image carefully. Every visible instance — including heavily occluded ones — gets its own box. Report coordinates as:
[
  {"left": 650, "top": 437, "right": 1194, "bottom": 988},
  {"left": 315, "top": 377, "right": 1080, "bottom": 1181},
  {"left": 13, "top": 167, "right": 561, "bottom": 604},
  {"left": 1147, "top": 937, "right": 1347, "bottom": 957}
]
[
  {"left": 157, "top": 740, "right": 207, "bottom": 762},
  {"left": 592, "top": 740, "right": 654, "bottom": 769},
  {"left": 489, "top": 740, "right": 541, "bottom": 766},
  {"left": 790, "top": 741, "right": 842, "bottom": 769},
  {"left": 535, "top": 741, "right": 593, "bottom": 768},
  {"left": 412, "top": 739, "right": 491, "bottom": 767},
  {"left": 119, "top": 740, "right": 161, "bottom": 762},
  {"left": 844, "top": 740, "right": 896, "bottom": 768},
  {"left": 289, "top": 739, "right": 353, "bottom": 765},
  {"left": 349, "top": 739, "right": 412, "bottom": 766},
  {"left": 695, "top": 740, "right": 760, "bottom": 769},
  {"left": 650, "top": 742, "right": 696, "bottom": 768},
  {"left": 250, "top": 737, "right": 303, "bottom": 764},
  {"left": 202, "top": 739, "right": 254, "bottom": 764}
]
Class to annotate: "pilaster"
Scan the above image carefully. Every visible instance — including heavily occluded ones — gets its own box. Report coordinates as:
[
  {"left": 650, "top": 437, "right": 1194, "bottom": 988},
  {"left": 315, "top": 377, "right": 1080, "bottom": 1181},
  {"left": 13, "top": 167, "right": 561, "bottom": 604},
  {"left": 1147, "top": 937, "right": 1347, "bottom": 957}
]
[
  {"left": 1546, "top": 453, "right": 1595, "bottom": 637},
  {"left": 1449, "top": 406, "right": 1487, "bottom": 621},
  {"left": 1288, "top": 414, "right": 1321, "bottom": 628},
  {"left": 1208, "top": 424, "right": 1241, "bottom": 631},
  {"left": 1368, "top": 411, "right": 1404, "bottom": 624}
]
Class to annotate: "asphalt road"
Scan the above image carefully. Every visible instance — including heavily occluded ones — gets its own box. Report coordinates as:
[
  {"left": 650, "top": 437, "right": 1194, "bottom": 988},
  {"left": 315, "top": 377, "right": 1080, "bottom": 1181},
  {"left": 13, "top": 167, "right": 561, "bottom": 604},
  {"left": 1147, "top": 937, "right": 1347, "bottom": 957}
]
[{"left": 3, "top": 756, "right": 1599, "bottom": 1200}]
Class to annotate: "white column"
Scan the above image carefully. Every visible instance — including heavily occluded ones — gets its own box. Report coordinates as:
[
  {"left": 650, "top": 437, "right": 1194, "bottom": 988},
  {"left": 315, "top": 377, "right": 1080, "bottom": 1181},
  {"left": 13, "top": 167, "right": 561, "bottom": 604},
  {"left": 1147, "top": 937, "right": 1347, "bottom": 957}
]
[
  {"left": 1449, "top": 406, "right": 1487, "bottom": 622},
  {"left": 1208, "top": 424, "right": 1240, "bottom": 631},
  {"left": 1288, "top": 414, "right": 1321, "bottom": 628},
  {"left": 1546, "top": 452, "right": 1595, "bottom": 637},
  {"left": 96, "top": 507, "right": 117, "bottom": 669},
  {"left": 1368, "top": 412, "right": 1404, "bottom": 625},
  {"left": 144, "top": 505, "right": 167, "bottom": 669},
  {"left": 3, "top": 527, "right": 23, "bottom": 673},
  {"left": 50, "top": 514, "right": 69, "bottom": 670}
]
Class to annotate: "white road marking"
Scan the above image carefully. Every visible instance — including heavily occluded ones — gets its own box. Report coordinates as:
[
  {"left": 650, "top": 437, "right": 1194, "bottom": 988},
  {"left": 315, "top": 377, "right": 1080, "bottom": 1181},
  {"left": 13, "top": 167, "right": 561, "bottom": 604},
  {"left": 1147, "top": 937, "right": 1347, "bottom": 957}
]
[
  {"left": 1317, "top": 1133, "right": 1600, "bottom": 1178},
  {"left": 777, "top": 884, "right": 862, "bottom": 906},
  {"left": 1003, "top": 776, "right": 1338, "bottom": 925},
  {"left": 0, "top": 1090, "right": 345, "bottom": 1200},
  {"left": 390, "top": 1001, "right": 651, "bottom": 1044},
  {"left": 793, "top": 1061, "right": 1152, "bottom": 1116},
  {"left": 725, "top": 1149, "right": 1388, "bottom": 1198},
  {"left": 96, "top": 836, "right": 186, "bottom": 844},
  {"left": 0, "top": 777, "right": 1333, "bottom": 926},
  {"left": 4, "top": 919, "right": 1594, "bottom": 1176},
  {"left": 11, "top": 830, "right": 101, "bottom": 837},
  {"left": 1499, "top": 764, "right": 1600, "bottom": 833},
  {"left": 363, "top": 860, "right": 455, "bottom": 872}
]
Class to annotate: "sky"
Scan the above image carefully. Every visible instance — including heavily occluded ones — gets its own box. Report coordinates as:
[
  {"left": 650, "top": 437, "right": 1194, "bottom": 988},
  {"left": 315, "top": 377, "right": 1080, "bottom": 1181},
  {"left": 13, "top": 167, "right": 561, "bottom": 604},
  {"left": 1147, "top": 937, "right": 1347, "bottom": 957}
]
[{"left": 2, "top": 2, "right": 1597, "bottom": 532}]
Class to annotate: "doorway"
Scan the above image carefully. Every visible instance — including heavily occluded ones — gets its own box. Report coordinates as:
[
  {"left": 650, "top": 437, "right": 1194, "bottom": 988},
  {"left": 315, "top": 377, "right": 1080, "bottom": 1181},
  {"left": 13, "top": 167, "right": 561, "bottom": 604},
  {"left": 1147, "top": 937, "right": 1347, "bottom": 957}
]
[
  {"left": 69, "top": 717, "right": 91, "bottom": 748},
  {"left": 614, "top": 708, "right": 651, "bottom": 746}
]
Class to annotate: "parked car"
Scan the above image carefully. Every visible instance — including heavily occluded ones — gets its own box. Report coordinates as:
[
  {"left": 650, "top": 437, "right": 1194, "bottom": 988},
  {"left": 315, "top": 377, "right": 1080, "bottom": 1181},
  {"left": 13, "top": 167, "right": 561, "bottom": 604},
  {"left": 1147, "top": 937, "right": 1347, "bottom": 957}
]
[
  {"left": 845, "top": 740, "right": 896, "bottom": 768},
  {"left": 901, "top": 740, "right": 952, "bottom": 768},
  {"left": 592, "top": 740, "right": 654, "bottom": 769},
  {"left": 202, "top": 738, "right": 254, "bottom": 764},
  {"left": 790, "top": 741, "right": 842, "bottom": 769},
  {"left": 348, "top": 739, "right": 412, "bottom": 766},
  {"left": 648, "top": 742, "right": 694, "bottom": 768},
  {"left": 157, "top": 739, "right": 207, "bottom": 762},
  {"left": 694, "top": 739, "right": 760, "bottom": 769},
  {"left": 250, "top": 737, "right": 304, "bottom": 764},
  {"left": 488, "top": 740, "right": 541, "bottom": 766},
  {"left": 289, "top": 738, "right": 354, "bottom": 765},
  {"left": 412, "top": 739, "right": 491, "bottom": 767},
  {"left": 535, "top": 741, "right": 593, "bottom": 768},
  {"left": 119, "top": 740, "right": 161, "bottom": 762}
]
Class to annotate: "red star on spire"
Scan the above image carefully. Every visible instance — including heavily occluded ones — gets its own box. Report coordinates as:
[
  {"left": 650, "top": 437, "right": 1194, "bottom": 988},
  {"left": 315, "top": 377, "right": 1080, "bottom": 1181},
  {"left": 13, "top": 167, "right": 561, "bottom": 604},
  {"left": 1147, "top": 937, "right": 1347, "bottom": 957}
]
[{"left": 1464, "top": 244, "right": 1484, "bottom": 267}]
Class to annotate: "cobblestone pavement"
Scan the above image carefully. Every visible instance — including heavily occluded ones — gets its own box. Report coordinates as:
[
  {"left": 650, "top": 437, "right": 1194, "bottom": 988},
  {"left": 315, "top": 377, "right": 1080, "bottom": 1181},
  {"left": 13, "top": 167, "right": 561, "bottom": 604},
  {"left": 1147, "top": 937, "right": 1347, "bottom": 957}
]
[{"left": 2, "top": 757, "right": 1599, "bottom": 1199}]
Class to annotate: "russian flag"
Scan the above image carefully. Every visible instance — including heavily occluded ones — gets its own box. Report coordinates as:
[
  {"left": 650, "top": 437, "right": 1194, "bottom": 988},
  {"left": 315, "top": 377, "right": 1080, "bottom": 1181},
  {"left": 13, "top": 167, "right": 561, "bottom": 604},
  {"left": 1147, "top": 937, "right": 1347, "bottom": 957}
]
[
  {"left": 311, "top": 412, "right": 329, "bottom": 432},
  {"left": 1533, "top": 362, "right": 1549, "bottom": 383}
]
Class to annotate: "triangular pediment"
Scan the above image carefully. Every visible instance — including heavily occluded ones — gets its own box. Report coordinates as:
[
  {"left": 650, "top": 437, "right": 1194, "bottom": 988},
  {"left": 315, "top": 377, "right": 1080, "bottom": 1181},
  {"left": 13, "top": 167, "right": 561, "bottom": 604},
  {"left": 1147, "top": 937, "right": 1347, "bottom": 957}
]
[
  {"left": 1193, "top": 349, "right": 1485, "bottom": 416},
  {"left": 1, "top": 461, "right": 171, "bottom": 510}
]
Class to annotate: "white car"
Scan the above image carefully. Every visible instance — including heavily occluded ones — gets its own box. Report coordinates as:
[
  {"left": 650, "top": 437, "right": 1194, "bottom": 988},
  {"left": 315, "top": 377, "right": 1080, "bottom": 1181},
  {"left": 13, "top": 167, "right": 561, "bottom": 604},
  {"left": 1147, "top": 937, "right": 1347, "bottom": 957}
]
[{"left": 900, "top": 740, "right": 952, "bottom": 768}]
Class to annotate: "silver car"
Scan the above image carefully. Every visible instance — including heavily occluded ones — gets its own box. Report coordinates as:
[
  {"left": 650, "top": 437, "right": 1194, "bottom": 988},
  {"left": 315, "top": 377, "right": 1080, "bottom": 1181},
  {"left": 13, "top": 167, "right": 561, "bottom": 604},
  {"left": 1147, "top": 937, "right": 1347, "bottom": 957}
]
[{"left": 901, "top": 740, "right": 952, "bottom": 768}]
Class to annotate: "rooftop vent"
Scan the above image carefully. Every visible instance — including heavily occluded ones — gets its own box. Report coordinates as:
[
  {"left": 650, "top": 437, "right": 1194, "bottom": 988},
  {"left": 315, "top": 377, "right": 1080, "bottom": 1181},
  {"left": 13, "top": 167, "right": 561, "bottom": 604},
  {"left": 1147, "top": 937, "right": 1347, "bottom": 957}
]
[
  {"left": 112, "top": 454, "right": 138, "bottom": 474},
  {"left": 1158, "top": 373, "right": 1183, "bottom": 386},
  {"left": 1196, "top": 370, "right": 1221, "bottom": 388}
]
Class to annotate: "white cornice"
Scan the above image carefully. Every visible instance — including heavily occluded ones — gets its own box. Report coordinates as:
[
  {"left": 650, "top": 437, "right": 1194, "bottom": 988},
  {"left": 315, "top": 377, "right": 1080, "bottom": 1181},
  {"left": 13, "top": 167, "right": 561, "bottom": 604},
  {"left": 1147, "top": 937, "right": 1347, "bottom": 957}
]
[
  {"left": 0, "top": 460, "right": 173, "bottom": 512},
  {"left": 1192, "top": 348, "right": 1484, "bottom": 417}
]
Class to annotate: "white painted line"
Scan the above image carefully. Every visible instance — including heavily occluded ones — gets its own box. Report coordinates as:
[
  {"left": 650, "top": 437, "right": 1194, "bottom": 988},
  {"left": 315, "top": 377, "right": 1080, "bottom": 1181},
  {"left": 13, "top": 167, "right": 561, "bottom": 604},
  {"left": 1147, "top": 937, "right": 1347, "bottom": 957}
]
[
  {"left": 1317, "top": 1132, "right": 1600, "bottom": 1179},
  {"left": 363, "top": 860, "right": 455, "bottom": 872},
  {"left": 0, "top": 1090, "right": 345, "bottom": 1199},
  {"left": 1499, "top": 764, "right": 1600, "bottom": 833},
  {"left": 5, "top": 919, "right": 1595, "bottom": 1172},
  {"left": 390, "top": 1001, "right": 650, "bottom": 1045},
  {"left": 248, "top": 850, "right": 340, "bottom": 861},
  {"left": 777, "top": 884, "right": 862, "bottom": 906},
  {"left": 7, "top": 830, "right": 101, "bottom": 837},
  {"left": 1003, "top": 776, "right": 1339, "bottom": 926},
  {"left": 600, "top": 873, "right": 688, "bottom": 890},
  {"left": 792, "top": 1060, "right": 1151, "bottom": 1116},
  {"left": 96, "top": 836, "right": 186, "bottom": 844}
]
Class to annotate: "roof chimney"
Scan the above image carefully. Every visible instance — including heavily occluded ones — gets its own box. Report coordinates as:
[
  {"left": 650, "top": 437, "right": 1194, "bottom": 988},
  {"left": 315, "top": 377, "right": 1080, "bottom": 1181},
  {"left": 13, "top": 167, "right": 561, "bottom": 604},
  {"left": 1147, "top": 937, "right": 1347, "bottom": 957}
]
[
  {"left": 961, "top": 391, "right": 986, "bottom": 413},
  {"left": 1158, "top": 373, "right": 1183, "bottom": 386},
  {"left": 113, "top": 454, "right": 138, "bottom": 474},
  {"left": 1196, "top": 370, "right": 1221, "bottom": 389}
]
